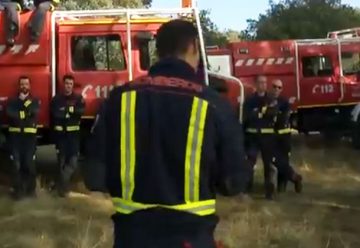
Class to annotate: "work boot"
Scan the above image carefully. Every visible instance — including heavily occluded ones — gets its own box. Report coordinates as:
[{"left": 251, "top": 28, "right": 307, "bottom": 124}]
[
  {"left": 245, "top": 174, "right": 254, "bottom": 193},
  {"left": 277, "top": 180, "right": 287, "bottom": 193},
  {"left": 6, "top": 38, "right": 15, "bottom": 47},
  {"left": 11, "top": 186, "right": 24, "bottom": 201},
  {"left": 265, "top": 183, "right": 275, "bottom": 200},
  {"left": 293, "top": 174, "right": 303, "bottom": 194}
]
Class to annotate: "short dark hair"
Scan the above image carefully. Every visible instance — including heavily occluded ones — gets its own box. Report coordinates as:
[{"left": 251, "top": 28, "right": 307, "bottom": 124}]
[
  {"left": 19, "top": 75, "right": 30, "bottom": 83},
  {"left": 255, "top": 75, "right": 266, "bottom": 83},
  {"left": 156, "top": 19, "right": 198, "bottom": 58},
  {"left": 63, "top": 74, "right": 74, "bottom": 82}
]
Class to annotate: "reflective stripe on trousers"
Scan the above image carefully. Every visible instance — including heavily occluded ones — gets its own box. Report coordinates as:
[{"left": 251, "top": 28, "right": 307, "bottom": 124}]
[
  {"left": 116, "top": 93, "right": 215, "bottom": 216},
  {"left": 277, "top": 128, "right": 292, "bottom": 134},
  {"left": 9, "top": 127, "right": 37, "bottom": 134},
  {"left": 54, "top": 125, "right": 80, "bottom": 132},
  {"left": 246, "top": 128, "right": 274, "bottom": 134}
]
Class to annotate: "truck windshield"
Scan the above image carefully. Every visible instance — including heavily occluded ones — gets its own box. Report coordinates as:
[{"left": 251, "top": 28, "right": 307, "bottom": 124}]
[{"left": 341, "top": 52, "right": 360, "bottom": 75}]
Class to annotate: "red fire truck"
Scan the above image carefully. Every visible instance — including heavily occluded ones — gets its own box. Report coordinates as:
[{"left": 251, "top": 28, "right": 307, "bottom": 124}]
[
  {"left": 207, "top": 32, "right": 360, "bottom": 147},
  {"left": 0, "top": 4, "right": 245, "bottom": 146}
]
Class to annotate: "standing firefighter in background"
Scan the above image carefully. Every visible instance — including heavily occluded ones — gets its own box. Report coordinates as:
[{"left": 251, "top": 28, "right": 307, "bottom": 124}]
[
  {"left": 51, "top": 75, "right": 85, "bottom": 197},
  {"left": 87, "top": 19, "right": 249, "bottom": 248},
  {"left": 6, "top": 76, "right": 40, "bottom": 200},
  {"left": 243, "top": 75, "right": 278, "bottom": 200},
  {"left": 270, "top": 79, "right": 303, "bottom": 193}
]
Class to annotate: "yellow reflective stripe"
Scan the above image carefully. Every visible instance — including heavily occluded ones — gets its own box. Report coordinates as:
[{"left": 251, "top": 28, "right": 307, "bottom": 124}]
[
  {"left": 261, "top": 128, "right": 274, "bottom": 134},
  {"left": 245, "top": 128, "right": 274, "bottom": 134},
  {"left": 24, "top": 128, "right": 37, "bottom": 134},
  {"left": 112, "top": 198, "right": 216, "bottom": 216},
  {"left": 24, "top": 100, "right": 32, "bottom": 108},
  {"left": 9, "top": 127, "right": 37, "bottom": 133},
  {"left": 261, "top": 106, "right": 267, "bottom": 114},
  {"left": 69, "top": 106, "right": 74, "bottom": 113},
  {"left": 66, "top": 126, "right": 80, "bottom": 131},
  {"left": 194, "top": 100, "right": 208, "bottom": 201},
  {"left": 184, "top": 99, "right": 197, "bottom": 202},
  {"left": 278, "top": 128, "right": 291, "bottom": 134},
  {"left": 9, "top": 127, "right": 21, "bottom": 133},
  {"left": 246, "top": 128, "right": 257, "bottom": 133},
  {"left": 120, "top": 91, "right": 137, "bottom": 201},
  {"left": 185, "top": 97, "right": 208, "bottom": 202},
  {"left": 54, "top": 126, "right": 80, "bottom": 131},
  {"left": 54, "top": 126, "right": 63, "bottom": 131},
  {"left": 19, "top": 111, "right": 25, "bottom": 119}
]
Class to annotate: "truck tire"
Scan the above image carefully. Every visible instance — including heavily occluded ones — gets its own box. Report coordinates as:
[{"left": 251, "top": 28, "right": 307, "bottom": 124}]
[
  {"left": 322, "top": 130, "right": 340, "bottom": 148},
  {"left": 351, "top": 119, "right": 360, "bottom": 149}
]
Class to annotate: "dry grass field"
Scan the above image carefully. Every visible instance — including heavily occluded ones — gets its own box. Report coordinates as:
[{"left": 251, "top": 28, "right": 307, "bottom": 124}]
[{"left": 0, "top": 136, "right": 359, "bottom": 248}]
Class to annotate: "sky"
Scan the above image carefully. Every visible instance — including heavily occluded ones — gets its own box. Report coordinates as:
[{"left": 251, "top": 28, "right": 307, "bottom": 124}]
[{"left": 151, "top": 0, "right": 360, "bottom": 31}]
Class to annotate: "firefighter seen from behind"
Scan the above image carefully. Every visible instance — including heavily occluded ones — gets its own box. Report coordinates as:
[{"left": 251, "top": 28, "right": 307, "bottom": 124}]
[{"left": 86, "top": 19, "right": 249, "bottom": 248}]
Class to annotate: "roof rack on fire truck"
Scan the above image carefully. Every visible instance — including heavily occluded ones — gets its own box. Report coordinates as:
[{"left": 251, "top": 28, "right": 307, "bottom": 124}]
[
  {"left": 49, "top": 7, "right": 209, "bottom": 96},
  {"left": 327, "top": 27, "right": 360, "bottom": 39}
]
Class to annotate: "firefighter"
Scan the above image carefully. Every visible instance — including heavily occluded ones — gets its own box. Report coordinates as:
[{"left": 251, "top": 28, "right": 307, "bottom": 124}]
[
  {"left": 6, "top": 76, "right": 40, "bottom": 199},
  {"left": 87, "top": 19, "right": 249, "bottom": 248},
  {"left": 28, "top": 0, "right": 60, "bottom": 44},
  {"left": 270, "top": 79, "right": 303, "bottom": 193},
  {"left": 243, "top": 75, "right": 278, "bottom": 200},
  {"left": 50, "top": 74, "right": 85, "bottom": 197}
]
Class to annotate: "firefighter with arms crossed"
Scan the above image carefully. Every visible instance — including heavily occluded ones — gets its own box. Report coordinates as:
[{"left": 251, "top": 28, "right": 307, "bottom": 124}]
[
  {"left": 87, "top": 19, "right": 249, "bottom": 248},
  {"left": 51, "top": 75, "right": 85, "bottom": 197},
  {"left": 244, "top": 75, "right": 279, "bottom": 200},
  {"left": 270, "top": 79, "right": 303, "bottom": 193},
  {"left": 6, "top": 76, "right": 40, "bottom": 199}
]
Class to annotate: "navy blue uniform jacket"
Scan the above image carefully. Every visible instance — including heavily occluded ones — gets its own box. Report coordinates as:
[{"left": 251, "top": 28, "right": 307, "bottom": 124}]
[{"left": 87, "top": 58, "right": 248, "bottom": 233}]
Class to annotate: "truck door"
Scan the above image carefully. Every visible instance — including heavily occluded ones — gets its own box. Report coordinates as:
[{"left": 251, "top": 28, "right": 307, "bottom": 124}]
[
  {"left": 57, "top": 24, "right": 129, "bottom": 117},
  {"left": 340, "top": 40, "right": 360, "bottom": 103},
  {"left": 297, "top": 42, "right": 341, "bottom": 107}
]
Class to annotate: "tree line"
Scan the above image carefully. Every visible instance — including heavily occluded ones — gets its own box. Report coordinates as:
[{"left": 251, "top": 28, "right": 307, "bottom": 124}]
[{"left": 61, "top": 0, "right": 360, "bottom": 46}]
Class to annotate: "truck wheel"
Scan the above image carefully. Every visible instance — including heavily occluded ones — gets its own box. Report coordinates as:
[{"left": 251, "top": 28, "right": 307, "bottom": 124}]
[
  {"left": 351, "top": 120, "right": 360, "bottom": 149},
  {"left": 321, "top": 130, "right": 340, "bottom": 148}
]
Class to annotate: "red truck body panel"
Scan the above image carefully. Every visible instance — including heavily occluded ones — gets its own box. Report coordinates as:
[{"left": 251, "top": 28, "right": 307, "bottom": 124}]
[
  {"left": 208, "top": 38, "right": 360, "bottom": 111},
  {"left": 0, "top": 11, "right": 245, "bottom": 130}
]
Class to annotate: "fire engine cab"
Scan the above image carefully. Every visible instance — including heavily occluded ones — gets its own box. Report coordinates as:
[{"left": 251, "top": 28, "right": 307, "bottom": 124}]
[
  {"left": 207, "top": 31, "right": 360, "bottom": 147},
  {"left": 0, "top": 4, "right": 245, "bottom": 146}
]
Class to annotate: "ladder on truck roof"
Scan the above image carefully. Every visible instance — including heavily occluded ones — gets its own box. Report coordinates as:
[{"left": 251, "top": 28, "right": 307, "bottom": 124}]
[
  {"left": 50, "top": 7, "right": 209, "bottom": 97},
  {"left": 327, "top": 27, "right": 360, "bottom": 39}
]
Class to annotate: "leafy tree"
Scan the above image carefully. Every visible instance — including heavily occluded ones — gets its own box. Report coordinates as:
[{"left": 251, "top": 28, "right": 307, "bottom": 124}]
[
  {"left": 224, "top": 29, "right": 242, "bottom": 42},
  {"left": 244, "top": 0, "right": 360, "bottom": 40},
  {"left": 200, "top": 9, "right": 228, "bottom": 47}
]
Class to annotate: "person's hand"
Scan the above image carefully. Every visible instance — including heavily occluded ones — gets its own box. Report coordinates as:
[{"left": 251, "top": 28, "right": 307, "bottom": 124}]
[
  {"left": 19, "top": 93, "right": 27, "bottom": 101},
  {"left": 269, "top": 100, "right": 278, "bottom": 107}
]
